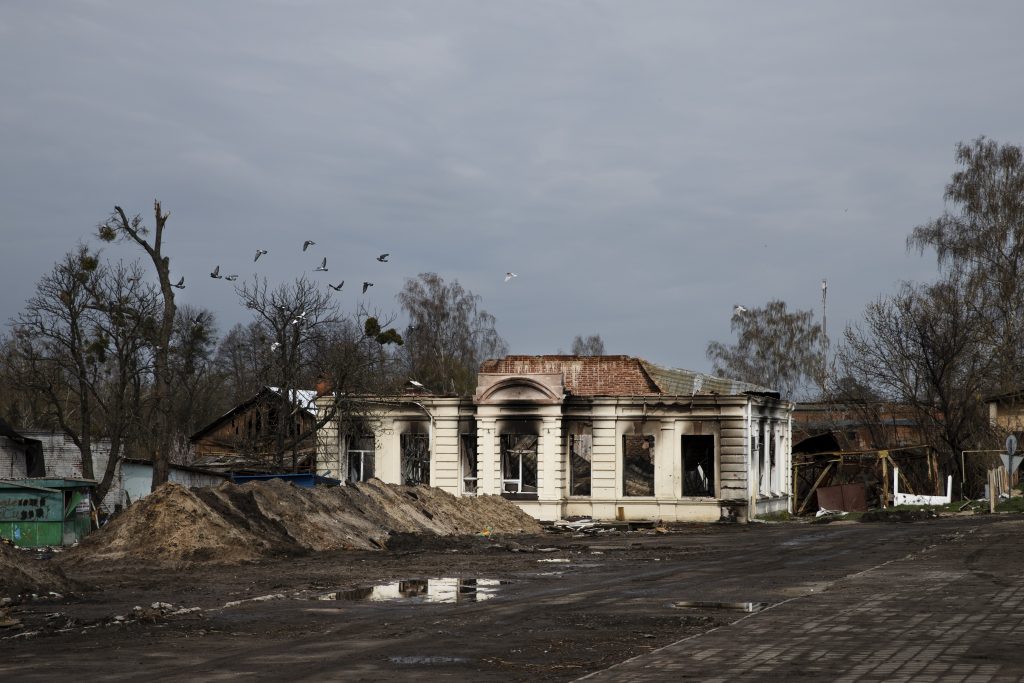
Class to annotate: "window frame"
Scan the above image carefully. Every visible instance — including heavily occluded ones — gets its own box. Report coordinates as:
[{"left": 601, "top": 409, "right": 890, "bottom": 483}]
[
  {"left": 347, "top": 434, "right": 375, "bottom": 483},
  {"left": 500, "top": 433, "right": 539, "bottom": 498}
]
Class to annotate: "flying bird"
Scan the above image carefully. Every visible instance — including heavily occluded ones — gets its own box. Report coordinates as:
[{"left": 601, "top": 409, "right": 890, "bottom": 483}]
[
  {"left": 127, "top": 275, "right": 141, "bottom": 284},
  {"left": 504, "top": 272, "right": 517, "bottom": 282},
  {"left": 191, "top": 315, "right": 204, "bottom": 327},
  {"left": 377, "top": 253, "right": 390, "bottom": 262},
  {"left": 210, "top": 265, "right": 222, "bottom": 279},
  {"left": 171, "top": 276, "right": 185, "bottom": 289},
  {"left": 303, "top": 240, "right": 316, "bottom": 251},
  {"left": 225, "top": 274, "right": 239, "bottom": 281},
  {"left": 329, "top": 281, "right": 344, "bottom": 291},
  {"left": 409, "top": 379, "right": 425, "bottom": 389},
  {"left": 314, "top": 257, "right": 328, "bottom": 272},
  {"left": 362, "top": 282, "right": 373, "bottom": 294},
  {"left": 732, "top": 304, "right": 748, "bottom": 317},
  {"left": 270, "top": 342, "right": 281, "bottom": 351},
  {"left": 254, "top": 249, "right": 268, "bottom": 262}
]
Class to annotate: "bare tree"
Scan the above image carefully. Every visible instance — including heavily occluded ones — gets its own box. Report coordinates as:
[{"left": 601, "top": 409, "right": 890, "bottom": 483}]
[
  {"left": 706, "top": 300, "right": 824, "bottom": 398},
  {"left": 7, "top": 248, "right": 104, "bottom": 483},
  {"left": 571, "top": 334, "right": 605, "bottom": 356},
  {"left": 167, "top": 305, "right": 220, "bottom": 442},
  {"left": 214, "top": 322, "right": 267, "bottom": 407},
  {"left": 236, "top": 275, "right": 341, "bottom": 467},
  {"left": 398, "top": 273, "right": 508, "bottom": 394},
  {"left": 97, "top": 202, "right": 180, "bottom": 490},
  {"left": 837, "top": 275, "right": 993, "bottom": 477},
  {"left": 5, "top": 252, "right": 157, "bottom": 503}
]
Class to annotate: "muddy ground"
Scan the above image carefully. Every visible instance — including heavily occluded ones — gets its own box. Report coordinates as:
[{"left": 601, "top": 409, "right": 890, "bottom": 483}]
[{"left": 3, "top": 514, "right": 1019, "bottom": 681}]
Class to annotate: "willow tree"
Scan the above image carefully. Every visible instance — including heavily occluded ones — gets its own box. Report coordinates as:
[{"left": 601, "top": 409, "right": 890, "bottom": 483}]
[
  {"left": 398, "top": 273, "right": 508, "bottom": 394},
  {"left": 909, "top": 137, "right": 1024, "bottom": 392},
  {"left": 706, "top": 300, "right": 824, "bottom": 399}
]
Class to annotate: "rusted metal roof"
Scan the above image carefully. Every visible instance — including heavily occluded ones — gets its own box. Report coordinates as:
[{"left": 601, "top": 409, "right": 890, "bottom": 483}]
[{"left": 639, "top": 360, "right": 776, "bottom": 397}]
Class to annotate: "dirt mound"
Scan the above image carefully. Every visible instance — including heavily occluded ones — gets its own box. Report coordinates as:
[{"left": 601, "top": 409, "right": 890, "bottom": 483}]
[
  {"left": 64, "top": 479, "right": 542, "bottom": 567},
  {"left": 0, "top": 541, "right": 79, "bottom": 597},
  {"left": 65, "top": 482, "right": 272, "bottom": 568}
]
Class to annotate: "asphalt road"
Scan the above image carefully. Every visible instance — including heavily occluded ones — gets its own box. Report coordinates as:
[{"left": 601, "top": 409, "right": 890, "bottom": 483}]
[{"left": 3, "top": 515, "right": 1022, "bottom": 681}]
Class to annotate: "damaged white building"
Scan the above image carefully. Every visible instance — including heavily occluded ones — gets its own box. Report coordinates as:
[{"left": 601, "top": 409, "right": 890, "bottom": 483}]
[{"left": 317, "top": 355, "right": 793, "bottom": 522}]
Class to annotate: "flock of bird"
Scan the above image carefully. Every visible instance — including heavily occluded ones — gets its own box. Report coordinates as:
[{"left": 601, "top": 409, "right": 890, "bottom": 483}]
[
  {"left": 199, "top": 241, "right": 392, "bottom": 296},
  {"left": 171, "top": 239, "right": 521, "bottom": 299},
  {"left": 167, "top": 240, "right": 522, "bottom": 341}
]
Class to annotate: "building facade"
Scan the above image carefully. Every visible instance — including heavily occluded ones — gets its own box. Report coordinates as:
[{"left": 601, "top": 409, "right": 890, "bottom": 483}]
[{"left": 317, "top": 356, "right": 793, "bottom": 522}]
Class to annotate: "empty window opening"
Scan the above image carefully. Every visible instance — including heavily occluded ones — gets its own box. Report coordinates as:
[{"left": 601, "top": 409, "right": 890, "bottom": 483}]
[
  {"left": 348, "top": 434, "right": 375, "bottom": 483},
  {"left": 501, "top": 434, "right": 538, "bottom": 496},
  {"left": 623, "top": 434, "right": 655, "bottom": 497},
  {"left": 756, "top": 428, "right": 767, "bottom": 493},
  {"left": 682, "top": 434, "right": 715, "bottom": 497},
  {"left": 401, "top": 433, "right": 430, "bottom": 486},
  {"left": 461, "top": 433, "right": 478, "bottom": 494},
  {"left": 569, "top": 434, "right": 592, "bottom": 496}
]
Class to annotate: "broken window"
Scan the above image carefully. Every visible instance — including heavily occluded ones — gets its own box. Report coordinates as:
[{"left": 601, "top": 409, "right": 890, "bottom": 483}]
[
  {"left": 682, "top": 435, "right": 715, "bottom": 497},
  {"left": 347, "top": 434, "right": 375, "bottom": 483},
  {"left": 622, "top": 434, "right": 655, "bottom": 497},
  {"left": 500, "top": 434, "right": 538, "bottom": 496},
  {"left": 400, "top": 433, "right": 430, "bottom": 486},
  {"left": 569, "top": 434, "right": 592, "bottom": 496},
  {"left": 461, "top": 433, "right": 478, "bottom": 494}
]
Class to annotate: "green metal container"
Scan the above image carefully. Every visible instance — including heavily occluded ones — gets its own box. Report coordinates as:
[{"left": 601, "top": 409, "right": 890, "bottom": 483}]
[{"left": 0, "top": 478, "right": 97, "bottom": 547}]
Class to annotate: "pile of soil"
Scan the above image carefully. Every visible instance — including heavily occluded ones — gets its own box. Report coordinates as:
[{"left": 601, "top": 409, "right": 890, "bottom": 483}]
[
  {"left": 64, "top": 478, "right": 542, "bottom": 567},
  {"left": 0, "top": 540, "right": 79, "bottom": 596}
]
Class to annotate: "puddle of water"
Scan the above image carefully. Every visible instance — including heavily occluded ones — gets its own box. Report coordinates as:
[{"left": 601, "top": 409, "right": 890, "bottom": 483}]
[
  {"left": 316, "top": 578, "right": 509, "bottom": 604},
  {"left": 671, "top": 600, "right": 771, "bottom": 613},
  {"left": 389, "top": 656, "right": 469, "bottom": 665}
]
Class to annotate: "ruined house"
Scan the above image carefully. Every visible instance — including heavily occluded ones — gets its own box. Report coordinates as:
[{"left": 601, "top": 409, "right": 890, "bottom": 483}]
[
  {"left": 190, "top": 386, "right": 318, "bottom": 473},
  {"left": 986, "top": 389, "right": 1024, "bottom": 435},
  {"left": 792, "top": 401, "right": 928, "bottom": 451},
  {"left": 317, "top": 355, "right": 793, "bottom": 522},
  {"left": 0, "top": 417, "right": 45, "bottom": 479}
]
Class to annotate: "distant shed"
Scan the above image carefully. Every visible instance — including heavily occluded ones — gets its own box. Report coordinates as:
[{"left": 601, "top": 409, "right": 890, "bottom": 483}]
[{"left": 0, "top": 478, "right": 96, "bottom": 547}]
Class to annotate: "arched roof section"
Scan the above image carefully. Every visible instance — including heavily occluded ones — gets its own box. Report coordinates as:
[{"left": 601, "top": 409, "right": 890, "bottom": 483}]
[{"left": 476, "top": 376, "right": 564, "bottom": 405}]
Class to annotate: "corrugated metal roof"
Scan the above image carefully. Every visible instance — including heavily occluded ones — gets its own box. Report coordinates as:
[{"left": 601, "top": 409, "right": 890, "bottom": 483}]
[{"left": 639, "top": 360, "right": 777, "bottom": 397}]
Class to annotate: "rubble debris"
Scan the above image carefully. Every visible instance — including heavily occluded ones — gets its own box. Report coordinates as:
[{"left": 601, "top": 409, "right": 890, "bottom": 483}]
[{"left": 62, "top": 478, "right": 543, "bottom": 568}]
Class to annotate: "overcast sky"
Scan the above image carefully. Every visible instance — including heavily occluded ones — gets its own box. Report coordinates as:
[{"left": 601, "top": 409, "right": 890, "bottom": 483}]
[{"left": 2, "top": 2, "right": 1022, "bottom": 372}]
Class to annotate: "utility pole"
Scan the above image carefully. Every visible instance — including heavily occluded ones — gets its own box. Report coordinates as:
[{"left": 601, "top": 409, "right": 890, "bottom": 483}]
[{"left": 821, "top": 278, "right": 828, "bottom": 388}]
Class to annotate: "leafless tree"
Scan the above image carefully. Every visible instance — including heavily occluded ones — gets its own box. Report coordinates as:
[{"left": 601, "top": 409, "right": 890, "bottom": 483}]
[
  {"left": 7, "top": 248, "right": 103, "bottom": 483},
  {"left": 838, "top": 275, "right": 994, "bottom": 478},
  {"left": 398, "top": 273, "right": 508, "bottom": 394},
  {"left": 167, "top": 304, "right": 220, "bottom": 443},
  {"left": 571, "top": 334, "right": 605, "bottom": 356},
  {"left": 706, "top": 300, "right": 824, "bottom": 399},
  {"left": 97, "top": 202, "right": 180, "bottom": 490},
  {"left": 5, "top": 252, "right": 157, "bottom": 503},
  {"left": 236, "top": 275, "right": 341, "bottom": 467},
  {"left": 214, "top": 321, "right": 268, "bottom": 407}
]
